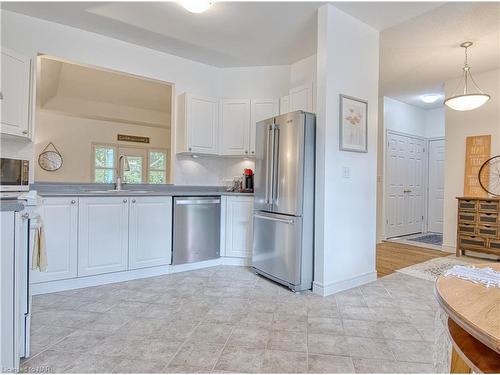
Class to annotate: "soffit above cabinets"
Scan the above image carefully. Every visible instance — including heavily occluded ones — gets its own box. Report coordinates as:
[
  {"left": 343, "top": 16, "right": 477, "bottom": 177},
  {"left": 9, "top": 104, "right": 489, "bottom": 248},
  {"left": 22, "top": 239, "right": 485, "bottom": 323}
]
[{"left": 38, "top": 57, "right": 172, "bottom": 129}]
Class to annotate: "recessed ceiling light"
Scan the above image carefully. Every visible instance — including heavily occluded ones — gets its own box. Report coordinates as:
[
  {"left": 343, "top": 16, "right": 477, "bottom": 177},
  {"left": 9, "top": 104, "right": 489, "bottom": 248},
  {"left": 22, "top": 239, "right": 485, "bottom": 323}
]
[
  {"left": 179, "top": 0, "right": 213, "bottom": 13},
  {"left": 420, "top": 94, "right": 440, "bottom": 104}
]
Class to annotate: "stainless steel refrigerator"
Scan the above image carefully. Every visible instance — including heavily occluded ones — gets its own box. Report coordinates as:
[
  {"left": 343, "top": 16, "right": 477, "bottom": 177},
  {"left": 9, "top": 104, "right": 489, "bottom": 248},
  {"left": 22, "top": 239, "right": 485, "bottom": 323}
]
[{"left": 252, "top": 111, "right": 315, "bottom": 292}]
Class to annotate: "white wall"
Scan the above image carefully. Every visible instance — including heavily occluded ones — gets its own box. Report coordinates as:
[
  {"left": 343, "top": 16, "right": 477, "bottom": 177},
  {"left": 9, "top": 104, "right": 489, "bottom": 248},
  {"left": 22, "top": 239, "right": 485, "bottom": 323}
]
[
  {"left": 443, "top": 69, "right": 500, "bottom": 251},
  {"left": 425, "top": 107, "right": 445, "bottom": 138},
  {"left": 0, "top": 10, "right": 292, "bottom": 186},
  {"left": 314, "top": 4, "right": 379, "bottom": 296}
]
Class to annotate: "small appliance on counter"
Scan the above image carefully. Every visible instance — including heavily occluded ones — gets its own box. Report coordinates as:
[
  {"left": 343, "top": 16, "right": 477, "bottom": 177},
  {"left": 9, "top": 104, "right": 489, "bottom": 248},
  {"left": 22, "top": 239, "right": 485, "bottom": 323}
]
[{"left": 243, "top": 168, "right": 254, "bottom": 193}]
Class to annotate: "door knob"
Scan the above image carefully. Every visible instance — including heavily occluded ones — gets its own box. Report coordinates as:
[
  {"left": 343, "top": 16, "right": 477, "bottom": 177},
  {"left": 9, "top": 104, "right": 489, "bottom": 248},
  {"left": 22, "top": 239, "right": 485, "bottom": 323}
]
[
  {"left": 132, "top": 199, "right": 136, "bottom": 203},
  {"left": 71, "top": 200, "right": 76, "bottom": 204},
  {"left": 22, "top": 130, "right": 28, "bottom": 135},
  {"left": 123, "top": 199, "right": 128, "bottom": 203}
]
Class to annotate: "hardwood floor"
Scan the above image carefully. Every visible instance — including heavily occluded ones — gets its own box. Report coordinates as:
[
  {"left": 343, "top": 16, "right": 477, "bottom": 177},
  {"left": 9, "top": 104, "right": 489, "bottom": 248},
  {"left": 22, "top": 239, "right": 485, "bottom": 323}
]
[{"left": 376, "top": 240, "right": 448, "bottom": 278}]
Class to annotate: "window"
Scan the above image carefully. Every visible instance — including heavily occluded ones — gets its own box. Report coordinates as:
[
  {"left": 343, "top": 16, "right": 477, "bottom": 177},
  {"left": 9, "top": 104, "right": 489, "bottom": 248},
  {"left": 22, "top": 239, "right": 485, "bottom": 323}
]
[
  {"left": 123, "top": 155, "right": 144, "bottom": 184},
  {"left": 94, "top": 145, "right": 116, "bottom": 183},
  {"left": 149, "top": 151, "right": 167, "bottom": 184}
]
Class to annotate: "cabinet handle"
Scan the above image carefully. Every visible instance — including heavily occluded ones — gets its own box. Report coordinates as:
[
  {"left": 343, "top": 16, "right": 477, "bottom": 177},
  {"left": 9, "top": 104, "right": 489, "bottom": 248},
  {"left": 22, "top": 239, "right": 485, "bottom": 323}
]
[
  {"left": 71, "top": 200, "right": 76, "bottom": 204},
  {"left": 0, "top": 92, "right": 3, "bottom": 100},
  {"left": 189, "top": 147, "right": 192, "bottom": 152},
  {"left": 22, "top": 130, "right": 28, "bottom": 135},
  {"left": 251, "top": 151, "right": 254, "bottom": 154},
  {"left": 132, "top": 199, "right": 136, "bottom": 203},
  {"left": 123, "top": 199, "right": 128, "bottom": 203},
  {"left": 245, "top": 150, "right": 248, "bottom": 154}
]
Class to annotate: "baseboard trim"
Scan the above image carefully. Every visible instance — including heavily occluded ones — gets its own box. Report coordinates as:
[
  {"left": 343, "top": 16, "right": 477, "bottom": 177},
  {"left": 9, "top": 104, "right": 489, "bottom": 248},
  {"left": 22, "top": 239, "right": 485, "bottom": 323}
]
[
  {"left": 312, "top": 271, "right": 377, "bottom": 297},
  {"left": 31, "top": 256, "right": 251, "bottom": 295}
]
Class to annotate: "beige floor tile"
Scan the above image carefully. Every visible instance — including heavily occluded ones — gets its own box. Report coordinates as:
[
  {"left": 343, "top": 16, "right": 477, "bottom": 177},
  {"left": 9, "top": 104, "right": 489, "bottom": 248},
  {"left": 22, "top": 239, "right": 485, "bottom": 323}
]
[
  {"left": 307, "top": 353, "right": 355, "bottom": 373},
  {"left": 65, "top": 353, "right": 123, "bottom": 373},
  {"left": 190, "top": 322, "right": 234, "bottom": 344},
  {"left": 342, "top": 319, "right": 382, "bottom": 338},
  {"left": 50, "top": 330, "right": 108, "bottom": 353},
  {"left": 29, "top": 326, "right": 76, "bottom": 356},
  {"left": 111, "top": 358, "right": 167, "bottom": 373},
  {"left": 214, "top": 346, "right": 266, "bottom": 373},
  {"left": 387, "top": 340, "right": 434, "bottom": 363},
  {"left": 307, "top": 333, "right": 350, "bottom": 356},
  {"left": 267, "top": 330, "right": 307, "bottom": 352},
  {"left": 226, "top": 326, "right": 270, "bottom": 348},
  {"left": 261, "top": 349, "right": 307, "bottom": 373},
  {"left": 307, "top": 317, "right": 344, "bottom": 335},
  {"left": 379, "top": 322, "right": 424, "bottom": 341},
  {"left": 169, "top": 340, "right": 225, "bottom": 370},
  {"left": 346, "top": 337, "right": 394, "bottom": 360},
  {"left": 21, "top": 350, "right": 81, "bottom": 373}
]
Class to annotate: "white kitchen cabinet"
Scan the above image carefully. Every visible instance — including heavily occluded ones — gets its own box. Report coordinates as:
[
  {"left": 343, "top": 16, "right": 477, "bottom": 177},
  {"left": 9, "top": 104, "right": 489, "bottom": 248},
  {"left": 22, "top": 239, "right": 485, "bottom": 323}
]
[
  {"left": 178, "top": 93, "right": 219, "bottom": 154},
  {"left": 129, "top": 196, "right": 172, "bottom": 270},
  {"left": 78, "top": 197, "right": 129, "bottom": 277},
  {"left": 221, "top": 99, "right": 251, "bottom": 156},
  {"left": 225, "top": 196, "right": 254, "bottom": 258},
  {"left": 279, "top": 95, "right": 290, "bottom": 115},
  {"left": 250, "top": 99, "right": 278, "bottom": 156},
  {"left": 31, "top": 197, "right": 78, "bottom": 283},
  {"left": 289, "top": 82, "right": 313, "bottom": 113},
  {"left": 0, "top": 48, "right": 31, "bottom": 138}
]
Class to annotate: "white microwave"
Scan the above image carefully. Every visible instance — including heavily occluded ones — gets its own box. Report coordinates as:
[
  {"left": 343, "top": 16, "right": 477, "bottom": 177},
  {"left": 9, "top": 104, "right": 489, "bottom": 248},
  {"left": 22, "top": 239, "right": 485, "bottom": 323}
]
[{"left": 0, "top": 158, "right": 30, "bottom": 192}]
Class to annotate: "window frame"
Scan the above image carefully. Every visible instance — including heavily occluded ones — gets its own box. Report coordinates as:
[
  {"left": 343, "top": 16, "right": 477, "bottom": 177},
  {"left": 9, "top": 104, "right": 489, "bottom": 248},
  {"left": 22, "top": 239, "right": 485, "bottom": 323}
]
[
  {"left": 148, "top": 148, "right": 169, "bottom": 184},
  {"left": 91, "top": 142, "right": 117, "bottom": 184}
]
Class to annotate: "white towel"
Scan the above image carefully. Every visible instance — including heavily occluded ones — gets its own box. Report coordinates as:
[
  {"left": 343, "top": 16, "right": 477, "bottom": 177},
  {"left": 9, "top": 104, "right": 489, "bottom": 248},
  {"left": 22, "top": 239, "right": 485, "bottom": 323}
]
[
  {"left": 32, "top": 216, "right": 47, "bottom": 272},
  {"left": 443, "top": 265, "right": 500, "bottom": 288}
]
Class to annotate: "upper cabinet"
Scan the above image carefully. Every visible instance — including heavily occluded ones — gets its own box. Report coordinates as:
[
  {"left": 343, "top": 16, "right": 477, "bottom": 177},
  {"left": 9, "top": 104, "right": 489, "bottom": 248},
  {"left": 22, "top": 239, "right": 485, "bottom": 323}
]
[
  {"left": 0, "top": 48, "right": 31, "bottom": 139},
  {"left": 178, "top": 93, "right": 219, "bottom": 155},
  {"left": 279, "top": 96, "right": 290, "bottom": 115},
  {"left": 289, "top": 82, "right": 313, "bottom": 113},
  {"left": 221, "top": 99, "right": 251, "bottom": 156},
  {"left": 250, "top": 99, "right": 278, "bottom": 156}
]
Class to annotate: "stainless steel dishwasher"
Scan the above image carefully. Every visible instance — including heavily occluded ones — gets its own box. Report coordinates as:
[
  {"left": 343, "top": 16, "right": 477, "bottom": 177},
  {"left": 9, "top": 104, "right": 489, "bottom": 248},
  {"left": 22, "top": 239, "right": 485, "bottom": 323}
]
[{"left": 172, "top": 196, "right": 221, "bottom": 265}]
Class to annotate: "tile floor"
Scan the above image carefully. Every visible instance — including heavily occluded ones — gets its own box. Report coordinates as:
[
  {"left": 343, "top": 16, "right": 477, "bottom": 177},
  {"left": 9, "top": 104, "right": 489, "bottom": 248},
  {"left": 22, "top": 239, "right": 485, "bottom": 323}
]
[{"left": 23, "top": 266, "right": 442, "bottom": 373}]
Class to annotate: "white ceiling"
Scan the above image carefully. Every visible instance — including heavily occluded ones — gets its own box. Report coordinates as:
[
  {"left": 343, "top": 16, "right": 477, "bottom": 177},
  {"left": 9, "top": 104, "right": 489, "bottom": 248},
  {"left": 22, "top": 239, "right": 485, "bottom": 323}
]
[
  {"left": 2, "top": 1, "right": 443, "bottom": 67},
  {"left": 380, "top": 2, "right": 500, "bottom": 109}
]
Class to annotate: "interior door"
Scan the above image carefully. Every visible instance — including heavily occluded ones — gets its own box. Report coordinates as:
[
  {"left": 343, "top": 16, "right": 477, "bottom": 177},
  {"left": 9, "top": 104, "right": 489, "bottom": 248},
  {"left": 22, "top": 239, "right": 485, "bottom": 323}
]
[
  {"left": 428, "top": 139, "right": 445, "bottom": 233},
  {"left": 386, "top": 132, "right": 426, "bottom": 237},
  {"left": 273, "top": 112, "right": 304, "bottom": 216}
]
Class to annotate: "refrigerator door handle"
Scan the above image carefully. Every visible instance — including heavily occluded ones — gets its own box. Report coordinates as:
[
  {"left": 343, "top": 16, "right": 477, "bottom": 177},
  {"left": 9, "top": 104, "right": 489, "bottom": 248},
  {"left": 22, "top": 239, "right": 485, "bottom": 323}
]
[
  {"left": 265, "top": 124, "right": 275, "bottom": 206},
  {"left": 273, "top": 125, "right": 280, "bottom": 206},
  {"left": 254, "top": 214, "right": 294, "bottom": 225}
]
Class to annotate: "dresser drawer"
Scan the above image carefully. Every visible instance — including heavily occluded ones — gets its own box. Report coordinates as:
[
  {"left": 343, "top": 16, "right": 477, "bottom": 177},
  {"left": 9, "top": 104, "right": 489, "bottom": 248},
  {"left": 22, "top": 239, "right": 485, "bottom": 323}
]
[
  {"left": 478, "top": 200, "right": 499, "bottom": 213},
  {"left": 489, "top": 239, "right": 500, "bottom": 250},
  {"left": 458, "top": 199, "right": 477, "bottom": 211},
  {"left": 458, "top": 211, "right": 476, "bottom": 224},
  {"left": 459, "top": 235, "right": 486, "bottom": 250},
  {"left": 478, "top": 213, "right": 498, "bottom": 225},
  {"left": 458, "top": 223, "right": 476, "bottom": 235},
  {"left": 477, "top": 225, "right": 498, "bottom": 238}
]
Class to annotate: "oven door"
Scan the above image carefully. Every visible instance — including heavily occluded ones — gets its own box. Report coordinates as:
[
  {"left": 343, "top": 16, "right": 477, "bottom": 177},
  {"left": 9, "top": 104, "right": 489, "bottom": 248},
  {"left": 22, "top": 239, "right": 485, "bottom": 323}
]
[{"left": 0, "top": 158, "right": 29, "bottom": 191}]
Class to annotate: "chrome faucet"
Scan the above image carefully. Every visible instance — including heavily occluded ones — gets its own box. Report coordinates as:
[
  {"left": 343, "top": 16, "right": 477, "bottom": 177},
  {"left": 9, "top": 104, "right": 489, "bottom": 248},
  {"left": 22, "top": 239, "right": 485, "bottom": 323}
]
[{"left": 116, "top": 155, "right": 130, "bottom": 191}]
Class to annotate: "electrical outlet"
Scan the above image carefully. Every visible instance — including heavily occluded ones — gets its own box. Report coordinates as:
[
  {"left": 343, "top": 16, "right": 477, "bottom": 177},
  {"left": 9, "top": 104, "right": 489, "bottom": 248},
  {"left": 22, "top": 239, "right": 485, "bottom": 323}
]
[{"left": 342, "top": 167, "right": 351, "bottom": 179}]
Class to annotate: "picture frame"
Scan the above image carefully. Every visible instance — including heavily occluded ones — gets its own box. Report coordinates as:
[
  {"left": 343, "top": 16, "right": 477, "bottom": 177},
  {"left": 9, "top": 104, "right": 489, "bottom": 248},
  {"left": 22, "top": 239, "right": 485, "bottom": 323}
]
[{"left": 339, "top": 94, "right": 368, "bottom": 153}]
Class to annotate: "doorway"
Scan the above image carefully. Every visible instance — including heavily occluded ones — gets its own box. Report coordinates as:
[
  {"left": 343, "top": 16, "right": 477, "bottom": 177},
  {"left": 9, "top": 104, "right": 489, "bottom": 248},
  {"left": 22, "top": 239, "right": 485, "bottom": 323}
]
[{"left": 427, "top": 138, "right": 445, "bottom": 233}]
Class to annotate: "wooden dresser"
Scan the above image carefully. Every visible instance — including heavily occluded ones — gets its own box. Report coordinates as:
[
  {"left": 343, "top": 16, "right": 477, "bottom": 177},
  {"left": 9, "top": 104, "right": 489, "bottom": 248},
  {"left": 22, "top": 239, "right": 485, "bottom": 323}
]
[{"left": 457, "top": 197, "right": 500, "bottom": 257}]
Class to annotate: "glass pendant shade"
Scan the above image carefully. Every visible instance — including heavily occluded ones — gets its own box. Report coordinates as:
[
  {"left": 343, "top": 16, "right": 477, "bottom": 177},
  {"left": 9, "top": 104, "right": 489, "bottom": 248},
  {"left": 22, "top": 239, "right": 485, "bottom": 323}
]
[{"left": 444, "top": 42, "right": 490, "bottom": 111}]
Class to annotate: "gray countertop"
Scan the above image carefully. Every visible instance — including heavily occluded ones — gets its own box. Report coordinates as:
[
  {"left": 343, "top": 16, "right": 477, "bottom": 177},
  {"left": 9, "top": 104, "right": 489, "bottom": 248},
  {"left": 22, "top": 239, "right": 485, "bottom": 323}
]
[
  {"left": 0, "top": 200, "right": 25, "bottom": 212},
  {"left": 31, "top": 183, "right": 254, "bottom": 198}
]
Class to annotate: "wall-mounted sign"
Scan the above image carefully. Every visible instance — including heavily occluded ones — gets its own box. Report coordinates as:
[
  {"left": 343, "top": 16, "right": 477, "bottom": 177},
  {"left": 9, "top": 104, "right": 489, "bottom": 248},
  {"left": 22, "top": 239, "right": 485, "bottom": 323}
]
[
  {"left": 117, "top": 134, "right": 150, "bottom": 144},
  {"left": 464, "top": 135, "right": 491, "bottom": 197}
]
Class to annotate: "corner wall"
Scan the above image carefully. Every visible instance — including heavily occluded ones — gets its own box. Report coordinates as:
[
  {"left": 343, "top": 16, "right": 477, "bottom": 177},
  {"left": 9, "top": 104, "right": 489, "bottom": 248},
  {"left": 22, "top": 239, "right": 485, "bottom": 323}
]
[
  {"left": 443, "top": 68, "right": 500, "bottom": 251},
  {"left": 314, "top": 4, "right": 380, "bottom": 296}
]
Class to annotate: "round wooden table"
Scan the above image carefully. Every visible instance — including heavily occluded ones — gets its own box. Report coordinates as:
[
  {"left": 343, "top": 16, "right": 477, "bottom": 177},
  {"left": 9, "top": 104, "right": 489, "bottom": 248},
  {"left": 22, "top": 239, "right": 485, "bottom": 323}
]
[{"left": 435, "top": 263, "right": 500, "bottom": 373}]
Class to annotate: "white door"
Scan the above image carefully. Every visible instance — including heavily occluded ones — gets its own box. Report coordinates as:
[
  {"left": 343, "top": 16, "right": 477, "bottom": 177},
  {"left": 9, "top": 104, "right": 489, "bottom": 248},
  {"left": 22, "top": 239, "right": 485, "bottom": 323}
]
[
  {"left": 31, "top": 197, "right": 78, "bottom": 283},
  {"left": 279, "top": 95, "right": 290, "bottom": 115},
  {"left": 386, "top": 132, "right": 426, "bottom": 237},
  {"left": 78, "top": 197, "right": 129, "bottom": 276},
  {"left": 250, "top": 99, "right": 278, "bottom": 156},
  {"left": 129, "top": 196, "right": 172, "bottom": 269},
  {"left": 225, "top": 196, "right": 254, "bottom": 258},
  {"left": 187, "top": 95, "right": 219, "bottom": 154},
  {"left": 428, "top": 139, "right": 445, "bottom": 233},
  {"left": 221, "top": 99, "right": 251, "bottom": 156},
  {"left": 289, "top": 82, "right": 313, "bottom": 112},
  {"left": 0, "top": 48, "right": 31, "bottom": 137}
]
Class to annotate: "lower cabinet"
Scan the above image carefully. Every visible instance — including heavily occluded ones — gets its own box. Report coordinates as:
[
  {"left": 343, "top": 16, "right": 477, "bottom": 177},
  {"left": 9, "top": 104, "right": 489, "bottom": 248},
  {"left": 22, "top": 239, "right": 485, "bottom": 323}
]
[
  {"left": 225, "top": 196, "right": 254, "bottom": 258},
  {"left": 78, "top": 197, "right": 129, "bottom": 277},
  {"left": 31, "top": 197, "right": 78, "bottom": 283},
  {"left": 129, "top": 196, "right": 172, "bottom": 269}
]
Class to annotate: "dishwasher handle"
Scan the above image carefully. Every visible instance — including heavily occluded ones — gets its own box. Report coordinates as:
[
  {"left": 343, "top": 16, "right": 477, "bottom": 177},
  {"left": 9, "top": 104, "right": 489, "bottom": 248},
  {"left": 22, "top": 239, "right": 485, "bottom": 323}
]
[{"left": 175, "top": 198, "right": 221, "bottom": 205}]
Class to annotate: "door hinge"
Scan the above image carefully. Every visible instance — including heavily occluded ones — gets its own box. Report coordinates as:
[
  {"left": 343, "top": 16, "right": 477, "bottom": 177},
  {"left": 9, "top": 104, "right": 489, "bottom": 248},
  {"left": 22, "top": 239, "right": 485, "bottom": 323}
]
[{"left": 422, "top": 215, "right": 424, "bottom": 220}]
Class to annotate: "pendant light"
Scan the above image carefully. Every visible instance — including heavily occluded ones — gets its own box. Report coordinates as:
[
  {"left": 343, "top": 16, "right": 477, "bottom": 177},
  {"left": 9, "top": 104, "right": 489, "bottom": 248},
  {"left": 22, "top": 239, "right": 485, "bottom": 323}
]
[{"left": 444, "top": 42, "right": 490, "bottom": 111}]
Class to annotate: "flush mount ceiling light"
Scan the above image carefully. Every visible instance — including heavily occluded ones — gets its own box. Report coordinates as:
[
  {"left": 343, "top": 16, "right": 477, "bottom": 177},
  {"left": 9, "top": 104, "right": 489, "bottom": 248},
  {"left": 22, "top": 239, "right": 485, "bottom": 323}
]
[
  {"left": 179, "top": 0, "right": 213, "bottom": 13},
  {"left": 420, "top": 94, "right": 441, "bottom": 104},
  {"left": 444, "top": 42, "right": 490, "bottom": 111}
]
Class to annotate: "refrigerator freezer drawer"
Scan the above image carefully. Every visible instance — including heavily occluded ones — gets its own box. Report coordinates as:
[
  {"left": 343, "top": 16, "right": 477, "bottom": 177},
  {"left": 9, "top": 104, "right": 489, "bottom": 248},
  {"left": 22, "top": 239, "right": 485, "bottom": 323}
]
[{"left": 252, "top": 212, "right": 302, "bottom": 287}]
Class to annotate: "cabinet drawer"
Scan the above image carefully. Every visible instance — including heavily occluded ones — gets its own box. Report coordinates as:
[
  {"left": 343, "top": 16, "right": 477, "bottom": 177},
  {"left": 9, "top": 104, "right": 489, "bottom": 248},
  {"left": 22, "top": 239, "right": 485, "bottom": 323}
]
[
  {"left": 489, "top": 239, "right": 500, "bottom": 250},
  {"left": 478, "top": 200, "right": 499, "bottom": 213},
  {"left": 478, "top": 213, "right": 498, "bottom": 225},
  {"left": 459, "top": 235, "right": 486, "bottom": 249},
  {"left": 477, "top": 225, "right": 498, "bottom": 238},
  {"left": 458, "top": 199, "right": 477, "bottom": 211},
  {"left": 458, "top": 211, "right": 476, "bottom": 224},
  {"left": 458, "top": 223, "right": 476, "bottom": 235}
]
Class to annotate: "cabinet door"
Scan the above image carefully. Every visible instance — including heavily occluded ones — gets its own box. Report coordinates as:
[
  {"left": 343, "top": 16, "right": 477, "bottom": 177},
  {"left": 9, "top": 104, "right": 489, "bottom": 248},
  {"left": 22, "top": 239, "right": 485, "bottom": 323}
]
[
  {"left": 78, "top": 197, "right": 129, "bottom": 277},
  {"left": 31, "top": 197, "right": 78, "bottom": 283},
  {"left": 129, "top": 196, "right": 172, "bottom": 269},
  {"left": 289, "top": 83, "right": 313, "bottom": 113},
  {"left": 221, "top": 99, "right": 251, "bottom": 156},
  {"left": 187, "top": 94, "right": 219, "bottom": 154},
  {"left": 225, "top": 196, "right": 254, "bottom": 258},
  {"left": 250, "top": 99, "right": 278, "bottom": 156},
  {"left": 279, "top": 95, "right": 290, "bottom": 115},
  {"left": 0, "top": 48, "right": 30, "bottom": 137}
]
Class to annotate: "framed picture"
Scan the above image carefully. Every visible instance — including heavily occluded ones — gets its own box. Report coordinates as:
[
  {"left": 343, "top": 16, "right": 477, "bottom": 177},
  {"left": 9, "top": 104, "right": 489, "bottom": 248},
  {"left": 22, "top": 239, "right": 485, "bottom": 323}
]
[{"left": 339, "top": 94, "right": 368, "bottom": 153}]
